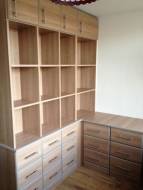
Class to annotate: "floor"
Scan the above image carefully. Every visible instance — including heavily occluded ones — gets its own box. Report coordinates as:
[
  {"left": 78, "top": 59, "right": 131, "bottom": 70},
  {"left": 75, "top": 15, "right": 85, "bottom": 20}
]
[{"left": 56, "top": 167, "right": 140, "bottom": 190}]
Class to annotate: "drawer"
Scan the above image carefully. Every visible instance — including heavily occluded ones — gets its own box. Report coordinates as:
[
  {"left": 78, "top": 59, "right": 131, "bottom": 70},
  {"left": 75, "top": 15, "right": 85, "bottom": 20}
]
[
  {"left": 17, "top": 158, "right": 42, "bottom": 189},
  {"left": 84, "top": 122, "right": 109, "bottom": 140},
  {"left": 111, "top": 142, "right": 143, "bottom": 163},
  {"left": 23, "top": 178, "right": 43, "bottom": 190},
  {"left": 43, "top": 147, "right": 62, "bottom": 175},
  {"left": 62, "top": 140, "right": 77, "bottom": 158},
  {"left": 84, "top": 161, "right": 109, "bottom": 175},
  {"left": 43, "top": 164, "right": 62, "bottom": 190},
  {"left": 111, "top": 128, "right": 143, "bottom": 148},
  {"left": 16, "top": 141, "right": 42, "bottom": 169},
  {"left": 84, "top": 135, "right": 109, "bottom": 154},
  {"left": 42, "top": 130, "right": 61, "bottom": 155},
  {"left": 84, "top": 149, "right": 109, "bottom": 169},
  {"left": 110, "top": 156, "right": 141, "bottom": 181},
  {"left": 62, "top": 122, "right": 78, "bottom": 143}
]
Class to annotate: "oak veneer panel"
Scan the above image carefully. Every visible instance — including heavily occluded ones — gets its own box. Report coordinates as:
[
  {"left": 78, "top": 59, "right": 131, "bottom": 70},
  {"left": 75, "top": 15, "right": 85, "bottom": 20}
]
[
  {"left": 41, "top": 67, "right": 59, "bottom": 100},
  {"left": 8, "top": 0, "right": 38, "bottom": 24},
  {"left": 42, "top": 99, "right": 60, "bottom": 136},
  {"left": 61, "top": 96, "right": 75, "bottom": 127},
  {"left": 9, "top": 22, "right": 38, "bottom": 65},
  {"left": 39, "top": 0, "right": 61, "bottom": 30},
  {"left": 111, "top": 128, "right": 143, "bottom": 148},
  {"left": 61, "top": 34, "right": 75, "bottom": 66},
  {"left": 12, "top": 68, "right": 39, "bottom": 107},
  {"left": 0, "top": 19, "right": 14, "bottom": 147},
  {"left": 39, "top": 29, "right": 59, "bottom": 65},
  {"left": 77, "top": 38, "right": 96, "bottom": 65},
  {"left": 84, "top": 135, "right": 109, "bottom": 154},
  {"left": 111, "top": 142, "right": 143, "bottom": 163},
  {"left": 77, "top": 66, "right": 96, "bottom": 93},
  {"left": 61, "top": 67, "right": 75, "bottom": 96}
]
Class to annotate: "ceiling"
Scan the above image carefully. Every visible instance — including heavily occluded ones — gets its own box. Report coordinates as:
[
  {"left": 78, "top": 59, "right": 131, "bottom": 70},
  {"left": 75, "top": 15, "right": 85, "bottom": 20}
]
[{"left": 76, "top": 0, "right": 143, "bottom": 16}]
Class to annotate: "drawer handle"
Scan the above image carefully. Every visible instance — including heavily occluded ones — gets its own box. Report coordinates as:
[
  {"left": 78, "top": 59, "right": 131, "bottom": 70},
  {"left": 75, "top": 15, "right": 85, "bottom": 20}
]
[
  {"left": 80, "top": 21, "right": 82, "bottom": 33},
  {"left": 33, "top": 188, "right": 39, "bottom": 190},
  {"left": 63, "top": 15, "right": 66, "bottom": 29},
  {"left": 49, "top": 140, "right": 58, "bottom": 146},
  {"left": 88, "top": 130, "right": 100, "bottom": 134},
  {"left": 41, "top": 8, "right": 45, "bottom": 23},
  {"left": 67, "top": 145, "right": 75, "bottom": 151},
  {"left": 24, "top": 152, "right": 38, "bottom": 160},
  {"left": 12, "top": 0, "right": 16, "bottom": 17},
  {"left": 49, "top": 172, "right": 58, "bottom": 180},
  {"left": 48, "top": 156, "right": 58, "bottom": 163},
  {"left": 115, "top": 152, "right": 129, "bottom": 158},
  {"left": 85, "top": 157, "right": 99, "bottom": 163},
  {"left": 117, "top": 136, "right": 130, "bottom": 141},
  {"left": 67, "top": 131, "right": 75, "bottom": 137},
  {"left": 114, "top": 166, "right": 130, "bottom": 173},
  {"left": 66, "top": 159, "right": 74, "bottom": 166},
  {"left": 26, "top": 170, "right": 38, "bottom": 179}
]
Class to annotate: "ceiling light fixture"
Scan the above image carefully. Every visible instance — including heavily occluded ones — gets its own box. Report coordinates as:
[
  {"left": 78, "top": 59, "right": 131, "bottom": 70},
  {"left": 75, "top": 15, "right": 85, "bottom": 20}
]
[{"left": 52, "top": 0, "right": 97, "bottom": 6}]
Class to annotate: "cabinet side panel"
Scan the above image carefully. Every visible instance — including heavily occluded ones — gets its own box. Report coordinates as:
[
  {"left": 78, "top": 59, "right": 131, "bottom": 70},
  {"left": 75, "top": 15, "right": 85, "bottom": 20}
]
[
  {"left": 0, "top": 147, "right": 17, "bottom": 190},
  {"left": 0, "top": 19, "right": 14, "bottom": 147}
]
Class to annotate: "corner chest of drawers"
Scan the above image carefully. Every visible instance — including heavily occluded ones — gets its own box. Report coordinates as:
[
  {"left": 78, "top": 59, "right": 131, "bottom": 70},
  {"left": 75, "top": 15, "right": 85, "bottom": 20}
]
[{"left": 83, "top": 121, "right": 143, "bottom": 183}]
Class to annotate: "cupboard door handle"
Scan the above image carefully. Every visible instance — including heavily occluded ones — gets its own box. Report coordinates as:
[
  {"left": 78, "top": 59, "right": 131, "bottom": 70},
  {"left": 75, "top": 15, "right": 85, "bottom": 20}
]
[
  {"left": 115, "top": 152, "right": 129, "bottom": 158},
  {"left": 66, "top": 159, "right": 74, "bottom": 166},
  {"left": 26, "top": 170, "right": 38, "bottom": 179},
  {"left": 41, "top": 8, "right": 45, "bottom": 23},
  {"left": 48, "top": 156, "right": 58, "bottom": 163},
  {"left": 117, "top": 136, "right": 130, "bottom": 141},
  {"left": 114, "top": 166, "right": 130, "bottom": 173},
  {"left": 67, "top": 131, "right": 75, "bottom": 136},
  {"left": 24, "top": 152, "right": 38, "bottom": 160},
  {"left": 80, "top": 21, "right": 82, "bottom": 33},
  {"left": 63, "top": 15, "right": 66, "bottom": 29},
  {"left": 33, "top": 188, "right": 39, "bottom": 190},
  {"left": 49, "top": 140, "right": 58, "bottom": 146},
  {"left": 12, "top": 0, "right": 16, "bottom": 17},
  {"left": 67, "top": 145, "right": 75, "bottom": 151},
  {"left": 88, "top": 129, "right": 100, "bottom": 134},
  {"left": 49, "top": 172, "right": 58, "bottom": 180}
]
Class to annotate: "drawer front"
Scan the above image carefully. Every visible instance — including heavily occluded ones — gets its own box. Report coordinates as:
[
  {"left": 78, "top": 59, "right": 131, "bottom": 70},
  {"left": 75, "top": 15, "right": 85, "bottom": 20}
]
[
  {"left": 42, "top": 130, "right": 61, "bottom": 155},
  {"left": 111, "top": 128, "right": 143, "bottom": 148},
  {"left": 16, "top": 141, "right": 42, "bottom": 169},
  {"left": 111, "top": 142, "right": 143, "bottom": 163},
  {"left": 62, "top": 140, "right": 77, "bottom": 158},
  {"left": 110, "top": 156, "right": 141, "bottom": 181},
  {"left": 62, "top": 122, "right": 78, "bottom": 143},
  {"left": 43, "top": 148, "right": 62, "bottom": 175},
  {"left": 84, "top": 122, "right": 109, "bottom": 140},
  {"left": 17, "top": 159, "right": 42, "bottom": 189},
  {"left": 84, "top": 135, "right": 109, "bottom": 154},
  {"left": 84, "top": 149, "right": 109, "bottom": 169},
  {"left": 43, "top": 164, "right": 62, "bottom": 190},
  {"left": 23, "top": 178, "right": 43, "bottom": 190}
]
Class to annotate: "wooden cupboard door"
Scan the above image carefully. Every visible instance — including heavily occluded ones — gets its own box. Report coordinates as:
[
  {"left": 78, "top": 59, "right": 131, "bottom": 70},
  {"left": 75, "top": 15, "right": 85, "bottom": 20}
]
[
  {"left": 79, "top": 11, "right": 98, "bottom": 40},
  {"left": 61, "top": 6, "right": 78, "bottom": 34},
  {"left": 39, "top": 0, "right": 61, "bottom": 30},
  {"left": 8, "top": 0, "right": 38, "bottom": 24}
]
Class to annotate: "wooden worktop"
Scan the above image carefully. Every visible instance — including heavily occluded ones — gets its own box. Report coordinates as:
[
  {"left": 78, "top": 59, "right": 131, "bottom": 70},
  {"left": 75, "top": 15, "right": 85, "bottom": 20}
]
[{"left": 78, "top": 110, "right": 143, "bottom": 134}]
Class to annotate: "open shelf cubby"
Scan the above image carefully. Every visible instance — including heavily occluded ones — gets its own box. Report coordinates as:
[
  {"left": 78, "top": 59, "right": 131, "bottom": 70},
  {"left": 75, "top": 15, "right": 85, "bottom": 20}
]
[
  {"left": 39, "top": 29, "right": 59, "bottom": 65},
  {"left": 14, "top": 105, "right": 40, "bottom": 148},
  {"left": 41, "top": 67, "right": 59, "bottom": 100},
  {"left": 60, "top": 33, "right": 75, "bottom": 65},
  {"left": 61, "top": 96, "right": 75, "bottom": 127},
  {"left": 77, "top": 66, "right": 96, "bottom": 93},
  {"left": 9, "top": 21, "right": 38, "bottom": 66},
  {"left": 61, "top": 67, "right": 75, "bottom": 96},
  {"left": 42, "top": 99, "right": 60, "bottom": 136},
  {"left": 77, "top": 38, "right": 96, "bottom": 65},
  {"left": 12, "top": 68, "right": 39, "bottom": 108},
  {"left": 77, "top": 91, "right": 95, "bottom": 119}
]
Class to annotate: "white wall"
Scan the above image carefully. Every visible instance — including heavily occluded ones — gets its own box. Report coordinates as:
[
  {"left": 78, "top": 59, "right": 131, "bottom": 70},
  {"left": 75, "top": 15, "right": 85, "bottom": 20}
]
[{"left": 96, "top": 11, "right": 143, "bottom": 119}]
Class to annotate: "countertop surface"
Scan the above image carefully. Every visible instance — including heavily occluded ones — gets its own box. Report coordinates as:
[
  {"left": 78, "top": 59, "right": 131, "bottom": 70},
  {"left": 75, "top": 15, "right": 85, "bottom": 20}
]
[{"left": 78, "top": 110, "right": 143, "bottom": 133}]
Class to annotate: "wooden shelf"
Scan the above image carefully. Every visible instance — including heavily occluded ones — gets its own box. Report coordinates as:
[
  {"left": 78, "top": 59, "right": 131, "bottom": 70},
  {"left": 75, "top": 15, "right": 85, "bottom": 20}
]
[
  {"left": 60, "top": 33, "right": 75, "bottom": 65},
  {"left": 61, "top": 67, "right": 75, "bottom": 96},
  {"left": 77, "top": 38, "right": 96, "bottom": 65},
  {"left": 77, "top": 91, "right": 95, "bottom": 118},
  {"left": 61, "top": 96, "right": 75, "bottom": 127},
  {"left": 12, "top": 68, "right": 39, "bottom": 108},
  {"left": 9, "top": 21, "right": 38, "bottom": 66},
  {"left": 14, "top": 105, "right": 40, "bottom": 148},
  {"left": 42, "top": 99, "right": 60, "bottom": 136},
  {"left": 41, "top": 67, "right": 59, "bottom": 100},
  {"left": 39, "top": 29, "right": 59, "bottom": 65},
  {"left": 77, "top": 66, "right": 96, "bottom": 92}
]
